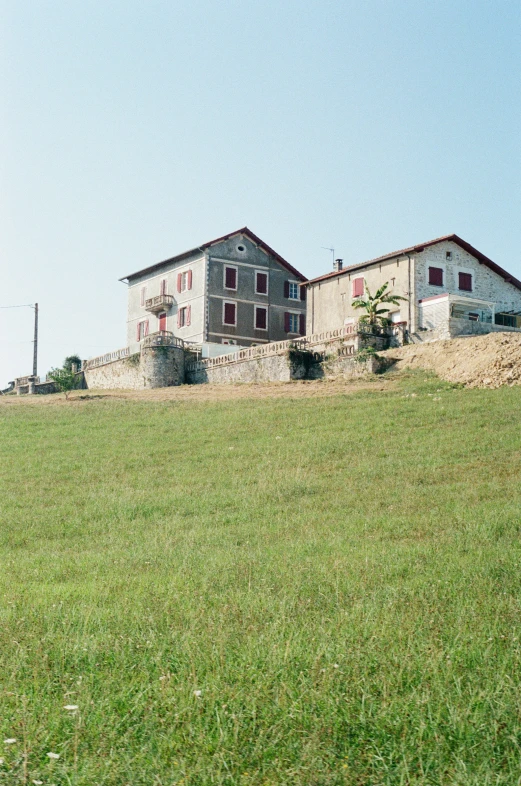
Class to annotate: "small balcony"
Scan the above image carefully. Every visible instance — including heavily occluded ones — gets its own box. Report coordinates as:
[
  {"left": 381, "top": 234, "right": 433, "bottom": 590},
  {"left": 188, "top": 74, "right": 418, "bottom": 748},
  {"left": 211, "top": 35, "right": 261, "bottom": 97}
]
[
  {"left": 145, "top": 294, "right": 175, "bottom": 314},
  {"left": 141, "top": 331, "right": 184, "bottom": 349}
]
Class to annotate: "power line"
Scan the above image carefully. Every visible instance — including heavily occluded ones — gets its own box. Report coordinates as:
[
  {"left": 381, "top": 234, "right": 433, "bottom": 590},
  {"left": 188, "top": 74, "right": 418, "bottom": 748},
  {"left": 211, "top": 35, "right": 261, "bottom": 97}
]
[{"left": 0, "top": 303, "right": 35, "bottom": 309}]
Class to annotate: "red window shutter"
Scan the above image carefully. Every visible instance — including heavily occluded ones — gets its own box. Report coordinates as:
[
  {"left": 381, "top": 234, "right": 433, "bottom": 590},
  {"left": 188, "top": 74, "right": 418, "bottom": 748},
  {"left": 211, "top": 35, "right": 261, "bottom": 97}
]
[
  {"left": 224, "top": 302, "right": 236, "bottom": 324},
  {"left": 144, "top": 320, "right": 149, "bottom": 337},
  {"left": 255, "top": 308, "right": 267, "bottom": 330},
  {"left": 284, "top": 312, "right": 290, "bottom": 332},
  {"left": 225, "top": 267, "right": 237, "bottom": 289},
  {"left": 187, "top": 269, "right": 192, "bottom": 290},
  {"left": 429, "top": 267, "right": 444, "bottom": 286},
  {"left": 177, "top": 273, "right": 182, "bottom": 293},
  {"left": 459, "top": 272, "right": 472, "bottom": 291},
  {"left": 136, "top": 322, "right": 141, "bottom": 341},
  {"left": 160, "top": 279, "right": 167, "bottom": 295},
  {"left": 256, "top": 272, "right": 268, "bottom": 294},
  {"left": 300, "top": 285, "right": 306, "bottom": 301},
  {"left": 353, "top": 278, "right": 364, "bottom": 297},
  {"left": 284, "top": 281, "right": 290, "bottom": 298},
  {"left": 186, "top": 305, "right": 191, "bottom": 326},
  {"left": 299, "top": 313, "right": 306, "bottom": 335}
]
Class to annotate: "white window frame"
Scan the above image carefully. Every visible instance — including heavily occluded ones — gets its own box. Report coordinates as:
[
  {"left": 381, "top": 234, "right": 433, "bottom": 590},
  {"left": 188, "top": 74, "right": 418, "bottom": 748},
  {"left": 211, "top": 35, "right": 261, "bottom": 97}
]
[
  {"left": 223, "top": 264, "right": 238, "bottom": 291},
  {"left": 137, "top": 320, "right": 148, "bottom": 341},
  {"left": 178, "top": 306, "right": 187, "bottom": 328},
  {"left": 288, "top": 281, "right": 300, "bottom": 300},
  {"left": 288, "top": 311, "right": 300, "bottom": 334},
  {"left": 222, "top": 300, "right": 237, "bottom": 326},
  {"left": 254, "top": 305, "right": 268, "bottom": 331},
  {"left": 180, "top": 271, "right": 189, "bottom": 292},
  {"left": 255, "top": 269, "right": 269, "bottom": 296}
]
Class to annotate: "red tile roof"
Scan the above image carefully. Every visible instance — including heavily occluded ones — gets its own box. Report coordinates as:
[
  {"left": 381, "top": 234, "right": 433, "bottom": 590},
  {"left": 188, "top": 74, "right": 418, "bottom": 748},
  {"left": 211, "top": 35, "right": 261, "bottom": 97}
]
[
  {"left": 303, "top": 234, "right": 521, "bottom": 291},
  {"left": 120, "top": 227, "right": 306, "bottom": 282}
]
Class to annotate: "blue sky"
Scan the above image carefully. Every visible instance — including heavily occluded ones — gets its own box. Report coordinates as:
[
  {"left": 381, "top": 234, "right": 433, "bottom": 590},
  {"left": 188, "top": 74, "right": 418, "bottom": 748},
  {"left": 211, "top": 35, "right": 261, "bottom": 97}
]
[{"left": 2, "top": 0, "right": 520, "bottom": 386}]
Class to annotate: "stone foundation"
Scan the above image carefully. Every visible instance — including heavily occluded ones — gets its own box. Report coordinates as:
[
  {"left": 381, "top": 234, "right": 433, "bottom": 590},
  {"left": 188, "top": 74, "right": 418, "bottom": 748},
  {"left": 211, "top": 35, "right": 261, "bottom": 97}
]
[
  {"left": 85, "top": 345, "right": 184, "bottom": 390},
  {"left": 186, "top": 350, "right": 317, "bottom": 384}
]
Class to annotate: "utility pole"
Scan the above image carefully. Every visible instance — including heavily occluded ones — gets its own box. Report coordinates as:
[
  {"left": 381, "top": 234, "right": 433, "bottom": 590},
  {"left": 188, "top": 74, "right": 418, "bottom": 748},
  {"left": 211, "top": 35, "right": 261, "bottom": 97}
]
[{"left": 32, "top": 303, "right": 38, "bottom": 377}]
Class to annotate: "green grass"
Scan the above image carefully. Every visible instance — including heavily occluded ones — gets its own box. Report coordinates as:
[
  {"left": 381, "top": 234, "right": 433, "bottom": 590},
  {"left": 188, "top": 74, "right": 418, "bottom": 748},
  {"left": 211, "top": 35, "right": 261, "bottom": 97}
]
[{"left": 1, "top": 373, "right": 521, "bottom": 785}]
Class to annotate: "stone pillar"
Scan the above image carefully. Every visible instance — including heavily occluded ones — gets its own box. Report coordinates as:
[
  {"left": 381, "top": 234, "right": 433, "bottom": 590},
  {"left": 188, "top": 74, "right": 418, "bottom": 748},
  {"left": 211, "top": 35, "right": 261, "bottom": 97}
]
[{"left": 140, "top": 345, "right": 185, "bottom": 388}]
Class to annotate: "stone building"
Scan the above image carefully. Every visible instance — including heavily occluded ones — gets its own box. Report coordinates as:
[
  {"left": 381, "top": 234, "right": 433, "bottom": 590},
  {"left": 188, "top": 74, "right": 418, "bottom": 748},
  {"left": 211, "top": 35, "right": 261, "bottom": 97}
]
[
  {"left": 120, "top": 228, "right": 307, "bottom": 353},
  {"left": 303, "top": 235, "right": 521, "bottom": 341}
]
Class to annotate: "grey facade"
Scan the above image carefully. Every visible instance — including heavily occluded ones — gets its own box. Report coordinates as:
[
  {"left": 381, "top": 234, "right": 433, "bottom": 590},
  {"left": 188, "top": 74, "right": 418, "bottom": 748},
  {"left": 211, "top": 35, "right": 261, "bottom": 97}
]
[{"left": 121, "top": 228, "right": 307, "bottom": 354}]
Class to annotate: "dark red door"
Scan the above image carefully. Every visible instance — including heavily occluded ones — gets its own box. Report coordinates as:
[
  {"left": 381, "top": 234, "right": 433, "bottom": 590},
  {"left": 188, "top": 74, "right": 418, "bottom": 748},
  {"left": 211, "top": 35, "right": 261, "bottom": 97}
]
[{"left": 158, "top": 312, "right": 167, "bottom": 331}]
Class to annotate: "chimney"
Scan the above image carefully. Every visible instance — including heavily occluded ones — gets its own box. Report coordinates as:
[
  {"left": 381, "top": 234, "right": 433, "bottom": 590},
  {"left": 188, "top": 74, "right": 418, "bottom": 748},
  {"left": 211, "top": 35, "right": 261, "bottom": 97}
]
[{"left": 333, "top": 258, "right": 343, "bottom": 272}]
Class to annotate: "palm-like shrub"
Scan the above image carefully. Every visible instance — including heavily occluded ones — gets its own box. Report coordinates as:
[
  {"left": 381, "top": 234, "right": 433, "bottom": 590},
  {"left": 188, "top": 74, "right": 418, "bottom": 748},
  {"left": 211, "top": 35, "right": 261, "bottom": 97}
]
[{"left": 352, "top": 282, "right": 407, "bottom": 326}]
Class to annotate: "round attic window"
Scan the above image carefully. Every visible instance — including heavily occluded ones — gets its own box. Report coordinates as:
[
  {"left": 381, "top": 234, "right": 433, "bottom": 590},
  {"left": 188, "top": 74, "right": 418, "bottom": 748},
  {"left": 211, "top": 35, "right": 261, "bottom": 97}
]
[{"left": 236, "top": 244, "right": 246, "bottom": 253}]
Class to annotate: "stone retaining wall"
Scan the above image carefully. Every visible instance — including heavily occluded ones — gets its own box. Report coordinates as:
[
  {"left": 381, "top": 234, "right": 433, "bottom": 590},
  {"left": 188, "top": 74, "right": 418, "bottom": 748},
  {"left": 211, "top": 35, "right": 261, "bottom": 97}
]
[
  {"left": 186, "top": 350, "right": 315, "bottom": 384},
  {"left": 412, "top": 318, "right": 521, "bottom": 344},
  {"left": 85, "top": 345, "right": 184, "bottom": 390}
]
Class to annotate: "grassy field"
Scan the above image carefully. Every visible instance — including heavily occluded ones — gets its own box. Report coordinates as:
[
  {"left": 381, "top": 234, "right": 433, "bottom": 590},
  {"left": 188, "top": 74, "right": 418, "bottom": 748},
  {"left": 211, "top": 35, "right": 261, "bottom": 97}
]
[{"left": 1, "top": 373, "right": 521, "bottom": 785}]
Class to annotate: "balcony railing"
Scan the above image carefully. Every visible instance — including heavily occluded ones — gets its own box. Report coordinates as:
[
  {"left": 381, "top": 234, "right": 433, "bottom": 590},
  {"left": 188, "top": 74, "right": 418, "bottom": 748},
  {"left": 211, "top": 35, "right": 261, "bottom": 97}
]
[
  {"left": 145, "top": 294, "right": 175, "bottom": 313},
  {"left": 141, "top": 330, "right": 184, "bottom": 349}
]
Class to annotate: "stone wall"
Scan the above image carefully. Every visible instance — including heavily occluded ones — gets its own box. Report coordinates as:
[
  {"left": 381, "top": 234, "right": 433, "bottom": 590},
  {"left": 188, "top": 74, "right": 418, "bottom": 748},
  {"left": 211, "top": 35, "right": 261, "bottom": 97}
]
[
  {"left": 84, "top": 345, "right": 184, "bottom": 390},
  {"left": 186, "top": 350, "right": 315, "bottom": 384},
  {"left": 412, "top": 318, "right": 521, "bottom": 344},
  {"left": 321, "top": 354, "right": 386, "bottom": 378}
]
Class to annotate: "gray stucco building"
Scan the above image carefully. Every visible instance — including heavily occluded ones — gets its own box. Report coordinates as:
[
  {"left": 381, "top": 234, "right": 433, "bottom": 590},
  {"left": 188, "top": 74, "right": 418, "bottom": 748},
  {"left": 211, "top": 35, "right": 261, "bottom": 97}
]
[{"left": 120, "top": 228, "right": 307, "bottom": 353}]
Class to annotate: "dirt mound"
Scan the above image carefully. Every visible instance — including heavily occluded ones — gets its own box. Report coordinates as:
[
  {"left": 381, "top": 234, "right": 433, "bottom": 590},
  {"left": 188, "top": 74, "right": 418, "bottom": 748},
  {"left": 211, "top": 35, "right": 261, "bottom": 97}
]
[{"left": 384, "top": 331, "right": 521, "bottom": 388}]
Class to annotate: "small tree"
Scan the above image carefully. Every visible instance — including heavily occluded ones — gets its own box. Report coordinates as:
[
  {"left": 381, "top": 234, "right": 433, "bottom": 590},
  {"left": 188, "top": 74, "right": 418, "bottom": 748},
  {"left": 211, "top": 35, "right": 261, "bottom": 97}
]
[
  {"left": 352, "top": 282, "right": 407, "bottom": 327},
  {"left": 63, "top": 354, "right": 82, "bottom": 372},
  {"left": 48, "top": 357, "right": 80, "bottom": 400}
]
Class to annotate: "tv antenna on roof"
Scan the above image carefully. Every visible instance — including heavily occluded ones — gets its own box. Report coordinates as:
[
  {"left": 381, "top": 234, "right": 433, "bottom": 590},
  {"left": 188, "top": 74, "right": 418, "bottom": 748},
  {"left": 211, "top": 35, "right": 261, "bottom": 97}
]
[{"left": 321, "top": 246, "right": 335, "bottom": 266}]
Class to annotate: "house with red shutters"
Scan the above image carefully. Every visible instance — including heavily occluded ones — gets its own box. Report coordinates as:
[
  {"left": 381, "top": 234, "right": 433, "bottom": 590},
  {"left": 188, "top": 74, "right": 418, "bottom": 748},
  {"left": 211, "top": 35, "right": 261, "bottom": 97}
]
[
  {"left": 303, "top": 234, "right": 521, "bottom": 341},
  {"left": 120, "top": 227, "right": 307, "bottom": 353}
]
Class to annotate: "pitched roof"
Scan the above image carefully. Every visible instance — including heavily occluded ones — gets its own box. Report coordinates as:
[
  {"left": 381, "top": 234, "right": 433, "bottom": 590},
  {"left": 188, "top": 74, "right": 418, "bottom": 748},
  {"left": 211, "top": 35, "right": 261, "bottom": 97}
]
[
  {"left": 303, "top": 234, "right": 521, "bottom": 291},
  {"left": 120, "top": 227, "right": 306, "bottom": 282}
]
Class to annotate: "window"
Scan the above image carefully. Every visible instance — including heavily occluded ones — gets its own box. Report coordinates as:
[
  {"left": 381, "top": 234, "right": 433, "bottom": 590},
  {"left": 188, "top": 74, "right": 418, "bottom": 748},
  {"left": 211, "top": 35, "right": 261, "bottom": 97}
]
[
  {"left": 140, "top": 286, "right": 147, "bottom": 307},
  {"left": 446, "top": 251, "right": 452, "bottom": 260},
  {"left": 429, "top": 267, "right": 444, "bottom": 286},
  {"left": 223, "top": 301, "right": 237, "bottom": 326},
  {"left": 255, "top": 306, "right": 268, "bottom": 330},
  {"left": 136, "top": 320, "right": 149, "bottom": 341},
  {"left": 236, "top": 244, "right": 246, "bottom": 254},
  {"left": 177, "top": 305, "right": 191, "bottom": 328},
  {"left": 468, "top": 312, "right": 479, "bottom": 321},
  {"left": 352, "top": 277, "right": 364, "bottom": 297},
  {"left": 224, "top": 266, "right": 238, "bottom": 290},
  {"left": 255, "top": 271, "right": 268, "bottom": 295},
  {"left": 284, "top": 281, "right": 300, "bottom": 299},
  {"left": 458, "top": 272, "right": 473, "bottom": 292},
  {"left": 160, "top": 279, "right": 168, "bottom": 295},
  {"left": 285, "top": 312, "right": 305, "bottom": 334},
  {"left": 177, "top": 270, "right": 192, "bottom": 293}
]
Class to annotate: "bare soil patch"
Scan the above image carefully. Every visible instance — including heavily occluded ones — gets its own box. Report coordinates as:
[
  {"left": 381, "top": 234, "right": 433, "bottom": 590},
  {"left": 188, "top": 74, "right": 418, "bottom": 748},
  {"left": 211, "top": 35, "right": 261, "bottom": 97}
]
[
  {"left": 1, "top": 377, "right": 394, "bottom": 406},
  {"left": 384, "top": 331, "right": 521, "bottom": 388}
]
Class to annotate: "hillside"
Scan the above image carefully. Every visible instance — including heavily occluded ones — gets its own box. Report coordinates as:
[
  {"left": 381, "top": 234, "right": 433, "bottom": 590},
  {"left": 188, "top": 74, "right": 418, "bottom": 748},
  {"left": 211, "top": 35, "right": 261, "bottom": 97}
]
[
  {"left": 384, "top": 331, "right": 521, "bottom": 388},
  {"left": 1, "top": 373, "right": 521, "bottom": 785}
]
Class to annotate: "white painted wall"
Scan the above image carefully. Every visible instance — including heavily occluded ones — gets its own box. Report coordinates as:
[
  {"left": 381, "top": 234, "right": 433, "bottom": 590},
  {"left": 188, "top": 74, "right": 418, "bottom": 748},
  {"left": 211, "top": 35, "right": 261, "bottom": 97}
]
[{"left": 126, "top": 254, "right": 206, "bottom": 353}]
